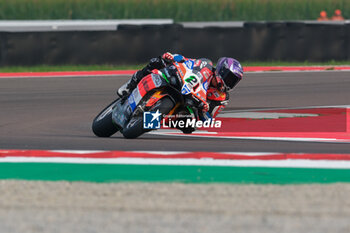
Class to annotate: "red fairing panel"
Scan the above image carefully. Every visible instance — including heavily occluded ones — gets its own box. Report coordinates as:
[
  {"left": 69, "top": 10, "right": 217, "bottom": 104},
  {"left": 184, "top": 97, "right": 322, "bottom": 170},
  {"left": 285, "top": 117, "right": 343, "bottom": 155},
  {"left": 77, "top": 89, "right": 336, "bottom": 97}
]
[{"left": 137, "top": 74, "right": 157, "bottom": 97}]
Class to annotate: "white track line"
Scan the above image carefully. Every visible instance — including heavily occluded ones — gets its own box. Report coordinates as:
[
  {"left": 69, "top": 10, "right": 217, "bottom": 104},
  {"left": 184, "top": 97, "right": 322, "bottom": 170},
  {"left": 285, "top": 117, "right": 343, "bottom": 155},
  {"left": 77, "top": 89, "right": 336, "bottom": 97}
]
[{"left": 2, "top": 157, "right": 350, "bottom": 169}]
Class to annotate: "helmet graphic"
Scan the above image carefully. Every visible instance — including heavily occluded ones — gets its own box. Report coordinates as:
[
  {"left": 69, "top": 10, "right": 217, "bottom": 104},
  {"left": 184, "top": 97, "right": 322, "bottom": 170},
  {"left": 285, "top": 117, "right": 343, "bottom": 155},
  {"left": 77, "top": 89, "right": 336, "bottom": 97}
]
[{"left": 215, "top": 57, "right": 243, "bottom": 91}]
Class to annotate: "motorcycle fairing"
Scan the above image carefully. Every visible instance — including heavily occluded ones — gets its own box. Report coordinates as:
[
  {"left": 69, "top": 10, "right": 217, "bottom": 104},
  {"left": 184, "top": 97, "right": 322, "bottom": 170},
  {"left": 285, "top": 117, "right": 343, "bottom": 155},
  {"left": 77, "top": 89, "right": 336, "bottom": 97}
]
[
  {"left": 112, "top": 73, "right": 168, "bottom": 129},
  {"left": 112, "top": 99, "right": 132, "bottom": 129},
  {"left": 128, "top": 73, "right": 167, "bottom": 111},
  {"left": 175, "top": 62, "right": 208, "bottom": 106},
  {"left": 145, "top": 90, "right": 168, "bottom": 107}
]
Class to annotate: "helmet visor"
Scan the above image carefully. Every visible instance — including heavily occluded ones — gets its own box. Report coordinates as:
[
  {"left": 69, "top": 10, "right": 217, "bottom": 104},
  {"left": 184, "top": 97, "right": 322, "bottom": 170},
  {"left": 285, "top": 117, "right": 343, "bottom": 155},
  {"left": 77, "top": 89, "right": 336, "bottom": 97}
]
[{"left": 218, "top": 67, "right": 241, "bottom": 90}]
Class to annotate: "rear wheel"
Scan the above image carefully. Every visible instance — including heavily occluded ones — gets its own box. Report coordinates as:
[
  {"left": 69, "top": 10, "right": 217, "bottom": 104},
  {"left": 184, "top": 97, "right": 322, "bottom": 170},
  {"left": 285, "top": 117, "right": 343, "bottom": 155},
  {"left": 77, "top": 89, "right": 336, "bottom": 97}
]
[
  {"left": 92, "top": 99, "right": 120, "bottom": 137},
  {"left": 122, "top": 96, "right": 174, "bottom": 139}
]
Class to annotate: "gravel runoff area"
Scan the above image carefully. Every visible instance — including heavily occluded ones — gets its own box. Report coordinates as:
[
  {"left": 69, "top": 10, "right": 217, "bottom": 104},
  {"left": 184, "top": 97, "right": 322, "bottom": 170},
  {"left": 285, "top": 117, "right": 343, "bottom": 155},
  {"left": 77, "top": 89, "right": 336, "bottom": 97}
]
[{"left": 0, "top": 181, "right": 349, "bottom": 233}]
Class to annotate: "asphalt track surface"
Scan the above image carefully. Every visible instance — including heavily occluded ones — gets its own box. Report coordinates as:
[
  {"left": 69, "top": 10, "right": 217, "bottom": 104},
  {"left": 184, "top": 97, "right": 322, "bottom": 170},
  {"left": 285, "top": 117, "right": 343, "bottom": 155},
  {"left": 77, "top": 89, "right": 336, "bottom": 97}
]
[
  {"left": 1, "top": 71, "right": 350, "bottom": 233},
  {"left": 1, "top": 71, "right": 350, "bottom": 153}
]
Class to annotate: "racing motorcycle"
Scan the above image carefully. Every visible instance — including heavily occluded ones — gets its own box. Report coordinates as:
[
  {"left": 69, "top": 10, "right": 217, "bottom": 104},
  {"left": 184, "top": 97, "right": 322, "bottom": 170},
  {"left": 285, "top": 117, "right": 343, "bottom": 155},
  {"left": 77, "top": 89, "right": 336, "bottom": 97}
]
[{"left": 92, "top": 60, "right": 209, "bottom": 139}]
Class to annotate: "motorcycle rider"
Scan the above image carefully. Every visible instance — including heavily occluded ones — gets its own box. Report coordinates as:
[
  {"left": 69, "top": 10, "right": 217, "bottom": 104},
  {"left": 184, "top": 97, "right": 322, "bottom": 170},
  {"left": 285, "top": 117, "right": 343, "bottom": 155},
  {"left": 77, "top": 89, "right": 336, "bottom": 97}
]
[{"left": 117, "top": 52, "right": 243, "bottom": 132}]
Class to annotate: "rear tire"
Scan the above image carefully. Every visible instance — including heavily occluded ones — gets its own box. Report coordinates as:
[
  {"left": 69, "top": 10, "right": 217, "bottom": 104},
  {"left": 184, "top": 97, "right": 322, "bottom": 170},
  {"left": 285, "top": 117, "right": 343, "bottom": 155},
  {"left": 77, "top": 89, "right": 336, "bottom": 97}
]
[
  {"left": 92, "top": 99, "right": 120, "bottom": 137},
  {"left": 122, "top": 96, "right": 174, "bottom": 139}
]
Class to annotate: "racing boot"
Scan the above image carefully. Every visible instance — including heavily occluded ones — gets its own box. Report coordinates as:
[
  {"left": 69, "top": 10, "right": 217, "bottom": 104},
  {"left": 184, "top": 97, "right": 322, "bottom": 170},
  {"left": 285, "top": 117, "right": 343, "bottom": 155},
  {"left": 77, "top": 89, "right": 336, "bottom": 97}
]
[
  {"left": 117, "top": 56, "right": 165, "bottom": 98},
  {"left": 117, "top": 79, "right": 132, "bottom": 98},
  {"left": 117, "top": 70, "right": 143, "bottom": 99}
]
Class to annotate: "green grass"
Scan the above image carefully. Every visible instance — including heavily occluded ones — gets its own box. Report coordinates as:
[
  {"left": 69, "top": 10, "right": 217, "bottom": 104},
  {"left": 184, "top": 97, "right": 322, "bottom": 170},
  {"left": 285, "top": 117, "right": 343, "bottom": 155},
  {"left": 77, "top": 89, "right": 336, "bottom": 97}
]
[
  {"left": 0, "top": 0, "right": 348, "bottom": 21},
  {"left": 1, "top": 163, "right": 350, "bottom": 184},
  {"left": 0, "top": 61, "right": 349, "bottom": 73}
]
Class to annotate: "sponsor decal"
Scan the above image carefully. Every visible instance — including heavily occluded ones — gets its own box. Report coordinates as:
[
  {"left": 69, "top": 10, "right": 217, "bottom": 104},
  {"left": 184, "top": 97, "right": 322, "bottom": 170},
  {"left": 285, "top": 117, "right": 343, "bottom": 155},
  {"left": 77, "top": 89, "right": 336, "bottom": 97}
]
[
  {"left": 128, "top": 88, "right": 142, "bottom": 111},
  {"left": 213, "top": 91, "right": 220, "bottom": 98},
  {"left": 133, "top": 88, "right": 142, "bottom": 103},
  {"left": 181, "top": 84, "right": 192, "bottom": 95},
  {"left": 128, "top": 94, "right": 136, "bottom": 111},
  {"left": 185, "top": 60, "right": 194, "bottom": 69},
  {"left": 202, "top": 80, "right": 208, "bottom": 91},
  {"left": 175, "top": 63, "right": 184, "bottom": 77},
  {"left": 200, "top": 61, "right": 207, "bottom": 69},
  {"left": 143, "top": 110, "right": 162, "bottom": 129},
  {"left": 151, "top": 73, "right": 162, "bottom": 87},
  {"left": 201, "top": 68, "right": 211, "bottom": 80},
  {"left": 185, "top": 75, "right": 199, "bottom": 86}
]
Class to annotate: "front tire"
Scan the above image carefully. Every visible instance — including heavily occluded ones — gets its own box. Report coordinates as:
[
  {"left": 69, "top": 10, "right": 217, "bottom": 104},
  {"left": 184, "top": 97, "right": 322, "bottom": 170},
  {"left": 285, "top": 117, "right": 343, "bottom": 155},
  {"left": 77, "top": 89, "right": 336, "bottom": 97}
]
[
  {"left": 122, "top": 96, "right": 174, "bottom": 139},
  {"left": 92, "top": 99, "right": 120, "bottom": 137}
]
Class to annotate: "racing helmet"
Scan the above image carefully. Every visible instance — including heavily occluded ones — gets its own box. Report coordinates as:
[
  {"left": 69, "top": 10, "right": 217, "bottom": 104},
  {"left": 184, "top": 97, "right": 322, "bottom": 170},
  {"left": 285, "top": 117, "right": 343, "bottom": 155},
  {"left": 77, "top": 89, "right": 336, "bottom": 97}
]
[{"left": 215, "top": 57, "right": 243, "bottom": 91}]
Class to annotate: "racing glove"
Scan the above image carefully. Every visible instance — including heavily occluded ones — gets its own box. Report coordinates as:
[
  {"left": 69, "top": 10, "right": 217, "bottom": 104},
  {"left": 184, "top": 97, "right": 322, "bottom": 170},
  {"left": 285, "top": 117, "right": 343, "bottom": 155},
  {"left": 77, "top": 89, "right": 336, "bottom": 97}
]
[
  {"left": 198, "top": 101, "right": 209, "bottom": 113},
  {"left": 162, "top": 52, "right": 174, "bottom": 62},
  {"left": 161, "top": 52, "right": 185, "bottom": 63}
]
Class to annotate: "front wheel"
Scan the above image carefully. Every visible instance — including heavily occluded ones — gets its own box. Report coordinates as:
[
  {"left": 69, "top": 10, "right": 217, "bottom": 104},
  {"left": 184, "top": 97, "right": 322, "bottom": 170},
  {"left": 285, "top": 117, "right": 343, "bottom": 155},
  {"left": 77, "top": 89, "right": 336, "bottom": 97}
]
[
  {"left": 92, "top": 99, "right": 120, "bottom": 137},
  {"left": 122, "top": 96, "right": 174, "bottom": 139}
]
